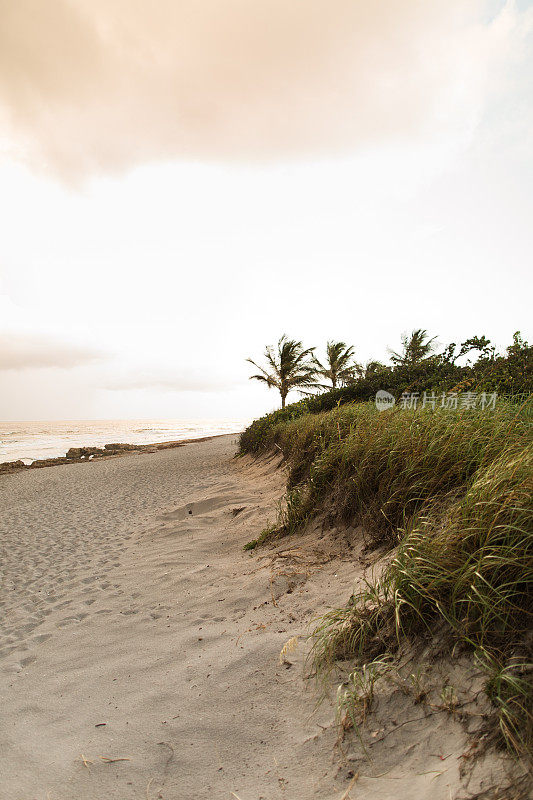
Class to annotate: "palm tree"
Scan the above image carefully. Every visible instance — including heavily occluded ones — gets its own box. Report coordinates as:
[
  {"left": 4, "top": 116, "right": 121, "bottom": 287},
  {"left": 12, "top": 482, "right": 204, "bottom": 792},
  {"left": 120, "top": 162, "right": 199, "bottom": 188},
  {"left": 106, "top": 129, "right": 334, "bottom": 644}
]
[
  {"left": 313, "top": 341, "right": 361, "bottom": 389},
  {"left": 247, "top": 335, "right": 317, "bottom": 409},
  {"left": 389, "top": 329, "right": 437, "bottom": 367},
  {"left": 364, "top": 360, "right": 387, "bottom": 376}
]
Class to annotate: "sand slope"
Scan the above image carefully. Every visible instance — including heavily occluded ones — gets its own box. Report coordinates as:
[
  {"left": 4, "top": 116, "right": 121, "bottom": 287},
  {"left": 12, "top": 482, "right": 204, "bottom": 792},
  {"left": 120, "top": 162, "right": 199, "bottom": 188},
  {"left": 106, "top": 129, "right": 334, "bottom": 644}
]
[{"left": 0, "top": 436, "right": 524, "bottom": 799}]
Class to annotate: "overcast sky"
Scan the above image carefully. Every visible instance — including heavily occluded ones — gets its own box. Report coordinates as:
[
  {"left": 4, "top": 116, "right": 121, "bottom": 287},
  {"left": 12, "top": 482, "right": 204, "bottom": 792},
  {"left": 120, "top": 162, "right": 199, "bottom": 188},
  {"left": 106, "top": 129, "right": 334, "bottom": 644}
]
[{"left": 0, "top": 0, "right": 531, "bottom": 421}]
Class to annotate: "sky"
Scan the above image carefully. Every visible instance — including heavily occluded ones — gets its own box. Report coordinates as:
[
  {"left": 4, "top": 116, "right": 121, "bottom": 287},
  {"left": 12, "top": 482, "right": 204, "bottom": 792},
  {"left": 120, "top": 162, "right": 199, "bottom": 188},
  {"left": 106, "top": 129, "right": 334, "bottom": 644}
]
[{"left": 0, "top": 0, "right": 532, "bottom": 421}]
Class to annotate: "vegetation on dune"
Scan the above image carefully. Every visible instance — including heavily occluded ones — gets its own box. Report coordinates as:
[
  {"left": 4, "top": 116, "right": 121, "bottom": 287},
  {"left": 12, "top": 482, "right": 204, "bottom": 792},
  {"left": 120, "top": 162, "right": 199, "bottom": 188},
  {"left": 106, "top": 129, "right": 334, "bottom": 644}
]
[
  {"left": 244, "top": 399, "right": 531, "bottom": 542},
  {"left": 241, "top": 342, "right": 533, "bottom": 758},
  {"left": 243, "top": 331, "right": 532, "bottom": 447},
  {"left": 309, "top": 418, "right": 533, "bottom": 755}
]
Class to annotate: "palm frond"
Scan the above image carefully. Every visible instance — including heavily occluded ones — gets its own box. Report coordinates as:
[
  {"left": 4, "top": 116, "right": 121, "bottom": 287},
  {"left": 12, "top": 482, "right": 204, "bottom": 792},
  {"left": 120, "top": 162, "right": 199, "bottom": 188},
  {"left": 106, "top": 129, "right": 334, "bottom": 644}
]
[{"left": 247, "top": 335, "right": 318, "bottom": 407}]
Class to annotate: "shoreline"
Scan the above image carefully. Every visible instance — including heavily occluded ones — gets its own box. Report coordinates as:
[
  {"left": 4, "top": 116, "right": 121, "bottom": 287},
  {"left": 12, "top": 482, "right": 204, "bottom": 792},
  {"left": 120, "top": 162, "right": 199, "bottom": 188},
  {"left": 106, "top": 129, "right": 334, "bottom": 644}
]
[{"left": 0, "top": 431, "right": 237, "bottom": 475}]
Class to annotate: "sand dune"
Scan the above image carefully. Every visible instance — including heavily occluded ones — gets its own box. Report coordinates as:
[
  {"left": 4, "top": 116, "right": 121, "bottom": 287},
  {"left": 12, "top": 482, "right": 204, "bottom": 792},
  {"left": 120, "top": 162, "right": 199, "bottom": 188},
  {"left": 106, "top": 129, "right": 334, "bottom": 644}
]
[{"left": 0, "top": 436, "right": 522, "bottom": 798}]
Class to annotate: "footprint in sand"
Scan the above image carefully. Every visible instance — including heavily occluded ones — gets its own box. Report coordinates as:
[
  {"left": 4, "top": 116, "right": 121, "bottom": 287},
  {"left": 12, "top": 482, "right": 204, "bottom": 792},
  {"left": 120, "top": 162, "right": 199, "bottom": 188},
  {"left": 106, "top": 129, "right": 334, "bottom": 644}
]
[
  {"left": 55, "top": 613, "right": 89, "bottom": 628},
  {"left": 32, "top": 633, "right": 52, "bottom": 644},
  {"left": 55, "top": 618, "right": 77, "bottom": 627},
  {"left": 158, "top": 494, "right": 234, "bottom": 523},
  {"left": 18, "top": 621, "right": 40, "bottom": 635}
]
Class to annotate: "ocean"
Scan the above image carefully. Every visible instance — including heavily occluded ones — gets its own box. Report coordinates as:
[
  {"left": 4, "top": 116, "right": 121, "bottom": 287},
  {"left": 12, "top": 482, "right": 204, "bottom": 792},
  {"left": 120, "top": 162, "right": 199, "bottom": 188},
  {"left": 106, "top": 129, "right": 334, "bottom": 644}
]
[{"left": 0, "top": 419, "right": 249, "bottom": 464}]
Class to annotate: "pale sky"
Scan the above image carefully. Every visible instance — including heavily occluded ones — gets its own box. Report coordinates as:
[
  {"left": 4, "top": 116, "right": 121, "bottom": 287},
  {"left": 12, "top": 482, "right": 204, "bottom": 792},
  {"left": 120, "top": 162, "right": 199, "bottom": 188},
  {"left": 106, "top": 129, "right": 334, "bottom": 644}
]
[{"left": 0, "top": 0, "right": 532, "bottom": 420}]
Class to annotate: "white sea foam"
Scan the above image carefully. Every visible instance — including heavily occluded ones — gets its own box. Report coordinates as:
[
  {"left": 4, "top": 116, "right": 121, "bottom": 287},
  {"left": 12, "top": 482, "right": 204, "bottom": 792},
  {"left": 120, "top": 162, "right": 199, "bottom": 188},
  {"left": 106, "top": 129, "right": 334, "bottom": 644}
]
[{"left": 0, "top": 419, "right": 248, "bottom": 463}]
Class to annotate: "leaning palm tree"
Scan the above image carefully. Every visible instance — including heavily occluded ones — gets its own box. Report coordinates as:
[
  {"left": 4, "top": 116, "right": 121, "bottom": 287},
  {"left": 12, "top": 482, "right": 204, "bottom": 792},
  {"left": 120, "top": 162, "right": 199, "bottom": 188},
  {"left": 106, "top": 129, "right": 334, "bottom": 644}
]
[
  {"left": 247, "top": 335, "right": 317, "bottom": 409},
  {"left": 313, "top": 341, "right": 361, "bottom": 389},
  {"left": 389, "top": 328, "right": 437, "bottom": 367}
]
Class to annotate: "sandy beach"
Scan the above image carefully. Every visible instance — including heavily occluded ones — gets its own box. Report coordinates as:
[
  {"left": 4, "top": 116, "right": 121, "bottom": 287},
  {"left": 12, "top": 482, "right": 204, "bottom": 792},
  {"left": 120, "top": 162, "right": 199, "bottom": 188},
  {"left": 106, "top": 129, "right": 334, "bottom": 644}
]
[
  {"left": 0, "top": 435, "right": 522, "bottom": 799},
  {"left": 0, "top": 435, "right": 346, "bottom": 798}
]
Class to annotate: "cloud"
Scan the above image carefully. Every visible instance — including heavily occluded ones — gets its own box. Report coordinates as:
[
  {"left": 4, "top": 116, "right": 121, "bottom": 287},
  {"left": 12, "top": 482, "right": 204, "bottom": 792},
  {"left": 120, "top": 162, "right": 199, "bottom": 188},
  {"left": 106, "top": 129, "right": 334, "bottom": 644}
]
[
  {"left": 0, "top": 331, "right": 103, "bottom": 370},
  {"left": 104, "top": 367, "right": 240, "bottom": 394},
  {"left": 0, "top": 0, "right": 518, "bottom": 180}
]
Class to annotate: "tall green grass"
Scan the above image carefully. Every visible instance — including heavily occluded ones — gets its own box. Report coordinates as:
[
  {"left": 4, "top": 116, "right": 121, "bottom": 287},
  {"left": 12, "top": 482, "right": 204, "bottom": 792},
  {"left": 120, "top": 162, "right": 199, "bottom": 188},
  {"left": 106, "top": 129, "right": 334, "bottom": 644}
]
[
  {"left": 240, "top": 398, "right": 533, "bottom": 755},
  {"left": 243, "top": 400, "right": 531, "bottom": 539}
]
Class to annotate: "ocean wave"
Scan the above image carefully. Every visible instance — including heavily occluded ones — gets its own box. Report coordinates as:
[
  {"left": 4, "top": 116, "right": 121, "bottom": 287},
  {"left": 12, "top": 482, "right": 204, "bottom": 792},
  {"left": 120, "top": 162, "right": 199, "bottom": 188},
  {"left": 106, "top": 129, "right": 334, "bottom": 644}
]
[{"left": 0, "top": 419, "right": 247, "bottom": 464}]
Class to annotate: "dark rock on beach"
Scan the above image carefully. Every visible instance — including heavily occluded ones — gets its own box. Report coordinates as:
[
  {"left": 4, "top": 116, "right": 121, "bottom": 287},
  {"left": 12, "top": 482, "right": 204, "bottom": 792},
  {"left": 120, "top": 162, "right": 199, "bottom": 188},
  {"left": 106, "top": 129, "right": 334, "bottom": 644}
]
[
  {"left": 30, "top": 458, "right": 72, "bottom": 468},
  {"left": 65, "top": 447, "right": 106, "bottom": 459},
  {"left": 0, "top": 460, "right": 27, "bottom": 474},
  {"left": 2, "top": 436, "right": 209, "bottom": 477}
]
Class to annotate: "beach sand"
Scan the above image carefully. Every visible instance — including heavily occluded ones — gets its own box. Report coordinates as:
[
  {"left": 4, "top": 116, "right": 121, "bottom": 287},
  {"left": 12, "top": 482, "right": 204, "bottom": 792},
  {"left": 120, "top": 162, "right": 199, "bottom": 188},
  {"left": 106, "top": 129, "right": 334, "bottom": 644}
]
[{"left": 0, "top": 435, "right": 522, "bottom": 799}]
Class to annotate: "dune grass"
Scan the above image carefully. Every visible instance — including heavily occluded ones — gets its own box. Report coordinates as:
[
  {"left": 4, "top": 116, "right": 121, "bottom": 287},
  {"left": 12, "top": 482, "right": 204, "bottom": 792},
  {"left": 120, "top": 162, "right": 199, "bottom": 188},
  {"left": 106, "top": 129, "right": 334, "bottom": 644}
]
[{"left": 240, "top": 397, "right": 533, "bottom": 755}]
